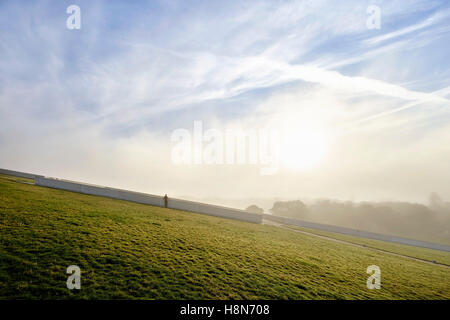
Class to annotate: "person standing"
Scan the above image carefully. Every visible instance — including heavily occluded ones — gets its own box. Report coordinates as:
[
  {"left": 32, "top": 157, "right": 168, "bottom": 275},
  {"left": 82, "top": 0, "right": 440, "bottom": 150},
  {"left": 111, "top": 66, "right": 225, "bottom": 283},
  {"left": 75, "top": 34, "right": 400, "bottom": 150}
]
[{"left": 164, "top": 194, "right": 168, "bottom": 208}]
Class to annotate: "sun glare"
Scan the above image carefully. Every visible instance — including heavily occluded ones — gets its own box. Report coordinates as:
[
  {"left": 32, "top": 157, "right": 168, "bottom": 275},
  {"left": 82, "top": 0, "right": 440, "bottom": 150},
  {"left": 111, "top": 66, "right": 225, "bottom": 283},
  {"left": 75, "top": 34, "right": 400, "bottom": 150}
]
[{"left": 280, "top": 128, "right": 329, "bottom": 171}]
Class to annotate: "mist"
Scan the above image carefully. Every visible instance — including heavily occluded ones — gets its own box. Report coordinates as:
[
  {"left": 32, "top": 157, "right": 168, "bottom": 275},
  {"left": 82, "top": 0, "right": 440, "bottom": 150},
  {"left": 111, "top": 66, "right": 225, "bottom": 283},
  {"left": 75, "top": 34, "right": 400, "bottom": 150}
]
[{"left": 262, "top": 193, "right": 450, "bottom": 244}]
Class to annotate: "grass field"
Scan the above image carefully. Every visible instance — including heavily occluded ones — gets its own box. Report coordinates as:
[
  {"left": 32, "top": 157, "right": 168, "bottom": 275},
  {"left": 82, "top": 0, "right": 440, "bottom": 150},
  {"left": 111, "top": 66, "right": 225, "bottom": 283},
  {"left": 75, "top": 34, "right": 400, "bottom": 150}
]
[
  {"left": 0, "top": 173, "right": 449, "bottom": 299},
  {"left": 291, "top": 226, "right": 450, "bottom": 266}
]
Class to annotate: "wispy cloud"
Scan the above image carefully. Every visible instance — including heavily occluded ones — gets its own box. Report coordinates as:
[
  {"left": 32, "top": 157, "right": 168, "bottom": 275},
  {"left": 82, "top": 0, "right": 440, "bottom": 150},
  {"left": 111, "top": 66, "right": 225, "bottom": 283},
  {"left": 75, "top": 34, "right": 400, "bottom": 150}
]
[
  {"left": 364, "top": 14, "right": 437, "bottom": 46},
  {"left": 1, "top": 0, "right": 450, "bottom": 202}
]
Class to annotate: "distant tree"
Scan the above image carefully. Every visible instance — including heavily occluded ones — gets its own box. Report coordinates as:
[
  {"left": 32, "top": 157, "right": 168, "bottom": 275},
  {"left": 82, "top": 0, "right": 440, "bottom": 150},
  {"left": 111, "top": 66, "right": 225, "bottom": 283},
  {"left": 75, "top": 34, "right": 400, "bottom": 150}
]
[
  {"left": 429, "top": 192, "right": 443, "bottom": 208},
  {"left": 428, "top": 192, "right": 450, "bottom": 221},
  {"left": 270, "top": 200, "right": 308, "bottom": 218},
  {"left": 246, "top": 205, "right": 264, "bottom": 214},
  {"left": 264, "top": 196, "right": 450, "bottom": 243}
]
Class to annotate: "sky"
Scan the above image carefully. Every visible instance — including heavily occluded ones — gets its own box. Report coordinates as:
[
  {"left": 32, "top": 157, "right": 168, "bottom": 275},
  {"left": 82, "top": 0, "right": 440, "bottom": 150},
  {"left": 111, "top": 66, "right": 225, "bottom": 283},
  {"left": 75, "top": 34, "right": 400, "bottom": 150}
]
[{"left": 1, "top": 0, "right": 450, "bottom": 207}]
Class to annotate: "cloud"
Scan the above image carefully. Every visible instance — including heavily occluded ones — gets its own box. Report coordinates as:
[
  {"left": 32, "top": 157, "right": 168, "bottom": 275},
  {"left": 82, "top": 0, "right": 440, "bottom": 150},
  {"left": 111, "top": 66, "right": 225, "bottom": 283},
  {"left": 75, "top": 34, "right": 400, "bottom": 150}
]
[
  {"left": 1, "top": 0, "right": 450, "bottom": 204},
  {"left": 364, "top": 14, "right": 437, "bottom": 46}
]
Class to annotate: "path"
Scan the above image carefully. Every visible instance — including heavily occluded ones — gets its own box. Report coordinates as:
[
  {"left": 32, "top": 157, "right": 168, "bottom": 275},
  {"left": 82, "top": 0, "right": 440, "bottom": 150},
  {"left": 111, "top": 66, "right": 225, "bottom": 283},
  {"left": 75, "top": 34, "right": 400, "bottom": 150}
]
[{"left": 263, "top": 219, "right": 450, "bottom": 269}]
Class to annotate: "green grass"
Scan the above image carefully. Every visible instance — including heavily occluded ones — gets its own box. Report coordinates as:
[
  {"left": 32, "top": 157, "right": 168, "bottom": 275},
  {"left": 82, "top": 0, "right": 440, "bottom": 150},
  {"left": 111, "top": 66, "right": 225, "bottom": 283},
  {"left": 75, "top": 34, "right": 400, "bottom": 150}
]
[
  {"left": 290, "top": 226, "right": 450, "bottom": 266},
  {"left": 0, "top": 173, "right": 449, "bottom": 299}
]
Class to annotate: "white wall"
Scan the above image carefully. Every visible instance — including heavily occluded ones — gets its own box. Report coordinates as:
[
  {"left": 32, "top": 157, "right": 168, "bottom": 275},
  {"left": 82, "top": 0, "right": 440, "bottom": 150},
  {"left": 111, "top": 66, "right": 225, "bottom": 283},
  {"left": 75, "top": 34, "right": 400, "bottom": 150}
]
[
  {"left": 0, "top": 168, "right": 42, "bottom": 180},
  {"left": 34, "top": 176, "right": 262, "bottom": 224},
  {"left": 35, "top": 176, "right": 165, "bottom": 207},
  {"left": 263, "top": 214, "right": 450, "bottom": 252},
  {"left": 168, "top": 198, "right": 262, "bottom": 223}
]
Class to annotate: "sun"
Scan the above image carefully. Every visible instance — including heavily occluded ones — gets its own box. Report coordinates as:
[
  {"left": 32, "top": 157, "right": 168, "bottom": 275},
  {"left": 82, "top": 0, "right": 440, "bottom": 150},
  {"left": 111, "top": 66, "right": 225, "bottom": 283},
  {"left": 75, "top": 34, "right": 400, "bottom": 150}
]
[{"left": 280, "top": 128, "right": 329, "bottom": 171}]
